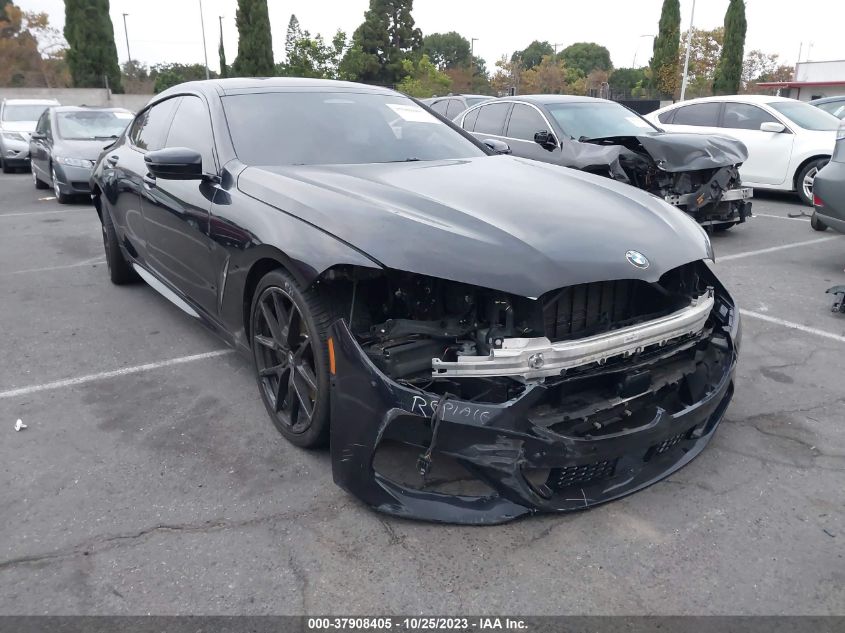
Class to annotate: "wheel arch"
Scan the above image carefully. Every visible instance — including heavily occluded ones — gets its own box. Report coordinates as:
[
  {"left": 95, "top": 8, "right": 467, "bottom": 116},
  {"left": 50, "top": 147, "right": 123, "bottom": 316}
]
[{"left": 793, "top": 154, "right": 831, "bottom": 191}]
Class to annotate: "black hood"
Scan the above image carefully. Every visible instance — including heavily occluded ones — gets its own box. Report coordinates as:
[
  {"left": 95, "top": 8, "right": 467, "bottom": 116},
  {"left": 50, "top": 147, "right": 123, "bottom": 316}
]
[
  {"left": 237, "top": 156, "right": 712, "bottom": 298},
  {"left": 584, "top": 132, "right": 748, "bottom": 173}
]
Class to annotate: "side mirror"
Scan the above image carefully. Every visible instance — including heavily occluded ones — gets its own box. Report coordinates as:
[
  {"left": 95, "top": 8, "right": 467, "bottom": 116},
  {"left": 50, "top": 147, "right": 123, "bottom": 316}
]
[
  {"left": 483, "top": 138, "right": 512, "bottom": 154},
  {"left": 144, "top": 147, "right": 203, "bottom": 180},
  {"left": 30, "top": 132, "right": 45, "bottom": 141},
  {"left": 760, "top": 122, "right": 786, "bottom": 133},
  {"left": 534, "top": 130, "right": 559, "bottom": 150}
]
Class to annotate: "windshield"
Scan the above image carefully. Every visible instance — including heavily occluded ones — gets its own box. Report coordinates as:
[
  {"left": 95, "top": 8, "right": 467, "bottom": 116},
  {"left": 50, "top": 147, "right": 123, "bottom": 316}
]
[
  {"left": 222, "top": 91, "right": 487, "bottom": 166},
  {"left": 2, "top": 104, "right": 50, "bottom": 123},
  {"left": 56, "top": 110, "right": 134, "bottom": 140},
  {"left": 816, "top": 101, "right": 845, "bottom": 119},
  {"left": 546, "top": 101, "right": 658, "bottom": 140},
  {"left": 768, "top": 101, "right": 840, "bottom": 131}
]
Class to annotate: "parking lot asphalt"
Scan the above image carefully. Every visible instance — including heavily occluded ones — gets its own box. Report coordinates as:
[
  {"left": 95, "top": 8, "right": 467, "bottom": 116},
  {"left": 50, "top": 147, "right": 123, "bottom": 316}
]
[{"left": 1, "top": 172, "right": 843, "bottom": 615}]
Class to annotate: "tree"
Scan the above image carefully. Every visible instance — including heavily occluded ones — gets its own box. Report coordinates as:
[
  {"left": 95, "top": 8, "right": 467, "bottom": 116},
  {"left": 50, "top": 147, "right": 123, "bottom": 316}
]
[
  {"left": 520, "top": 55, "right": 581, "bottom": 95},
  {"left": 64, "top": 0, "right": 122, "bottom": 92},
  {"left": 742, "top": 49, "right": 792, "bottom": 93},
  {"left": 151, "top": 63, "right": 217, "bottom": 93},
  {"left": 340, "top": 0, "right": 422, "bottom": 84},
  {"left": 649, "top": 0, "right": 680, "bottom": 97},
  {"left": 422, "top": 31, "right": 471, "bottom": 70},
  {"left": 512, "top": 40, "right": 554, "bottom": 71},
  {"left": 491, "top": 55, "right": 524, "bottom": 96},
  {"left": 218, "top": 17, "right": 227, "bottom": 78},
  {"left": 559, "top": 42, "right": 612, "bottom": 77},
  {"left": 609, "top": 67, "right": 647, "bottom": 96},
  {"left": 396, "top": 54, "right": 451, "bottom": 97},
  {"left": 712, "top": 0, "right": 747, "bottom": 95},
  {"left": 677, "top": 27, "right": 723, "bottom": 98},
  {"left": 232, "top": 0, "right": 274, "bottom": 77},
  {"left": 280, "top": 15, "right": 347, "bottom": 79},
  {"left": 444, "top": 55, "right": 490, "bottom": 93}
]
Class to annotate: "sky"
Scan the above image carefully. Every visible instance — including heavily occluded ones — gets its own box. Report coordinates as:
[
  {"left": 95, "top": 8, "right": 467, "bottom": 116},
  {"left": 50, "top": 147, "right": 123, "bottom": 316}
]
[{"left": 14, "top": 0, "right": 845, "bottom": 75}]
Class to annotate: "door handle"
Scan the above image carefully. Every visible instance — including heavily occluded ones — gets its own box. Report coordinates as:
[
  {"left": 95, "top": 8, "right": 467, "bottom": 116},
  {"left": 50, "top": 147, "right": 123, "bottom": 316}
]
[
  {"left": 143, "top": 173, "right": 156, "bottom": 188},
  {"left": 106, "top": 154, "right": 119, "bottom": 166}
]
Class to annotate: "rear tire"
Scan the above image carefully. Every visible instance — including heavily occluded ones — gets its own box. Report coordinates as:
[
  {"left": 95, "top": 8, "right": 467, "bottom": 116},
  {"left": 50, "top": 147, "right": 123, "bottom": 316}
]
[
  {"left": 810, "top": 212, "right": 828, "bottom": 232},
  {"left": 101, "top": 206, "right": 138, "bottom": 284},
  {"left": 714, "top": 224, "right": 734, "bottom": 232},
  {"left": 250, "top": 268, "right": 333, "bottom": 448},
  {"left": 796, "top": 159, "right": 829, "bottom": 206}
]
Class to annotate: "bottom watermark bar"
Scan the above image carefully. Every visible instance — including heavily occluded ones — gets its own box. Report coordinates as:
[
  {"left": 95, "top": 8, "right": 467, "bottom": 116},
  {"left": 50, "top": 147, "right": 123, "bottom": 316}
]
[{"left": 0, "top": 617, "right": 844, "bottom": 633}]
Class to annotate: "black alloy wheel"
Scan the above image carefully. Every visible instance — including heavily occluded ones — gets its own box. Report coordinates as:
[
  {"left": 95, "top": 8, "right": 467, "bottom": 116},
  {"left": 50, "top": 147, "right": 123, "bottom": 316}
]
[{"left": 251, "top": 270, "right": 331, "bottom": 448}]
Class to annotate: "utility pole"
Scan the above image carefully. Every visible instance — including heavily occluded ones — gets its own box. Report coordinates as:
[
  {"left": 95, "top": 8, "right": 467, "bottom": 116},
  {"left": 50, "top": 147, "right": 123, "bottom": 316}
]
[
  {"left": 679, "top": 0, "right": 697, "bottom": 101},
  {"left": 199, "top": 0, "right": 210, "bottom": 80},
  {"left": 121, "top": 13, "right": 131, "bottom": 65},
  {"left": 553, "top": 43, "right": 565, "bottom": 56}
]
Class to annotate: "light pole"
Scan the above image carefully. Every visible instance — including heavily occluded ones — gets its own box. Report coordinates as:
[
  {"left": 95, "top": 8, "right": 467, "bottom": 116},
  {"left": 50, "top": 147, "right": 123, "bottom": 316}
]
[
  {"left": 679, "top": 0, "right": 697, "bottom": 101},
  {"left": 121, "top": 13, "right": 131, "bottom": 65},
  {"left": 199, "top": 0, "right": 210, "bottom": 80},
  {"left": 632, "top": 34, "right": 655, "bottom": 68}
]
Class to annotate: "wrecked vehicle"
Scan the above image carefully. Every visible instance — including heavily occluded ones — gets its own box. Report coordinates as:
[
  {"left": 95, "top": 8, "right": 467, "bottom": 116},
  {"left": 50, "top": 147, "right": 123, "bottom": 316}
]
[
  {"left": 91, "top": 78, "right": 740, "bottom": 524},
  {"left": 455, "top": 95, "right": 753, "bottom": 230}
]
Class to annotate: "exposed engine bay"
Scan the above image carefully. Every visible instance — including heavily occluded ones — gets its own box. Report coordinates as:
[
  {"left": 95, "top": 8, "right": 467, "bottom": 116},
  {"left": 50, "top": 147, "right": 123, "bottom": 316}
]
[
  {"left": 565, "top": 134, "right": 753, "bottom": 228},
  {"left": 325, "top": 260, "right": 739, "bottom": 523}
]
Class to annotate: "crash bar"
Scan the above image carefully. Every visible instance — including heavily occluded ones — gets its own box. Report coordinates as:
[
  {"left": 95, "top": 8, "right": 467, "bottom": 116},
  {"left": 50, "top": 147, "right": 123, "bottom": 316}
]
[{"left": 431, "top": 290, "right": 714, "bottom": 381}]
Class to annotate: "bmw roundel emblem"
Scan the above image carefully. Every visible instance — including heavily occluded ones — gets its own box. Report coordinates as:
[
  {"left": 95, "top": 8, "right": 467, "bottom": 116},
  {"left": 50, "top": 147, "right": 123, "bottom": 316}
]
[{"left": 626, "top": 250, "right": 650, "bottom": 269}]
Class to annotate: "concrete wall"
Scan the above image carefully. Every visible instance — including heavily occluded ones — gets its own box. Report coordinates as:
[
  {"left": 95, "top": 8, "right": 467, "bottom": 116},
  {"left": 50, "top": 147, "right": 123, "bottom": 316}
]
[
  {"left": 0, "top": 88, "right": 151, "bottom": 112},
  {"left": 795, "top": 60, "right": 845, "bottom": 83}
]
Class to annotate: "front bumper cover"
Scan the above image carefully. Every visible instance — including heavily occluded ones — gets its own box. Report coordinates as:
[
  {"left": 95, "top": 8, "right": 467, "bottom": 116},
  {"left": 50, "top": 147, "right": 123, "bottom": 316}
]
[{"left": 329, "top": 296, "right": 738, "bottom": 524}]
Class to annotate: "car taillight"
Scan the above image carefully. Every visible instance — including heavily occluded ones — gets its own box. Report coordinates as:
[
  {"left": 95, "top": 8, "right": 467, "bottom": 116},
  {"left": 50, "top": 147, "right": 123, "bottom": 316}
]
[{"left": 814, "top": 193, "right": 824, "bottom": 208}]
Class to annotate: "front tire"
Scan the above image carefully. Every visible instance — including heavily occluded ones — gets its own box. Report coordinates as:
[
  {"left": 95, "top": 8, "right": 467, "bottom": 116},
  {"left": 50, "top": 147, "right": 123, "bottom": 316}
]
[
  {"left": 250, "top": 269, "right": 332, "bottom": 448},
  {"left": 101, "top": 206, "right": 138, "bottom": 284},
  {"left": 52, "top": 166, "right": 71, "bottom": 204},
  {"left": 810, "top": 212, "right": 827, "bottom": 232},
  {"left": 32, "top": 167, "right": 48, "bottom": 189},
  {"left": 796, "top": 159, "right": 829, "bottom": 206}
]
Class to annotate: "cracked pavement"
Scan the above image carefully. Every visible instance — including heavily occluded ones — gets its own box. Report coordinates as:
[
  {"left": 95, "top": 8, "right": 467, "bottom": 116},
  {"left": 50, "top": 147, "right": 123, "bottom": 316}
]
[{"left": 0, "top": 174, "right": 843, "bottom": 614}]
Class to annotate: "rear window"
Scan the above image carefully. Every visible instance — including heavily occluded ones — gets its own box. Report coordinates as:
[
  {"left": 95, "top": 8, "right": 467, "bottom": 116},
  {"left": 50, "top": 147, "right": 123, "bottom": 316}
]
[
  {"left": 672, "top": 102, "right": 721, "bottom": 127},
  {"left": 768, "top": 100, "right": 840, "bottom": 131}
]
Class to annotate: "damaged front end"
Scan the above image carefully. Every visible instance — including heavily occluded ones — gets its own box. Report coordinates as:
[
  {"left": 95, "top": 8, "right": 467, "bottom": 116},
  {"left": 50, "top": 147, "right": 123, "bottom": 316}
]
[
  {"left": 580, "top": 134, "right": 753, "bottom": 229},
  {"left": 324, "top": 261, "right": 739, "bottom": 524}
]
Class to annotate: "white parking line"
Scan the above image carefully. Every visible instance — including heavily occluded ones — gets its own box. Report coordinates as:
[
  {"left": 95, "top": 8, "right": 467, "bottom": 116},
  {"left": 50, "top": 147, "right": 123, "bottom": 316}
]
[
  {"left": 0, "top": 208, "right": 91, "bottom": 218},
  {"left": 717, "top": 236, "right": 841, "bottom": 262},
  {"left": 754, "top": 212, "right": 810, "bottom": 222},
  {"left": 1, "top": 256, "right": 106, "bottom": 276},
  {"left": 741, "top": 309, "right": 845, "bottom": 344},
  {"left": 0, "top": 349, "right": 235, "bottom": 400}
]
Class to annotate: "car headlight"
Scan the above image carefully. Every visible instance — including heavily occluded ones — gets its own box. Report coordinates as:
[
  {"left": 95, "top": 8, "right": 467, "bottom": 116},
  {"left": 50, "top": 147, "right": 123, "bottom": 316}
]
[
  {"left": 837, "top": 121, "right": 845, "bottom": 141},
  {"left": 1, "top": 131, "right": 26, "bottom": 142},
  {"left": 55, "top": 156, "right": 94, "bottom": 168}
]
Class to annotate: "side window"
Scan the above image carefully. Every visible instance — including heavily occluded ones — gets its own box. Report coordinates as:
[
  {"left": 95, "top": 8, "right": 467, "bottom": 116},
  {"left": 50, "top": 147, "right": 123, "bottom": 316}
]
[
  {"left": 506, "top": 104, "right": 547, "bottom": 140},
  {"left": 129, "top": 97, "right": 180, "bottom": 151},
  {"left": 430, "top": 100, "right": 449, "bottom": 116},
  {"left": 722, "top": 102, "right": 778, "bottom": 130},
  {"left": 445, "top": 99, "right": 464, "bottom": 119},
  {"left": 672, "top": 102, "right": 721, "bottom": 127},
  {"left": 35, "top": 112, "right": 48, "bottom": 135},
  {"left": 474, "top": 102, "right": 511, "bottom": 136},
  {"left": 165, "top": 95, "right": 215, "bottom": 171},
  {"left": 461, "top": 107, "right": 481, "bottom": 131},
  {"left": 657, "top": 109, "right": 676, "bottom": 124}
]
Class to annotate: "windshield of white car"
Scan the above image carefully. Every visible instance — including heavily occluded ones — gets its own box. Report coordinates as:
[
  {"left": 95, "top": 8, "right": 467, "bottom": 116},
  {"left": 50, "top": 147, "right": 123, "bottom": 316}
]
[
  {"left": 2, "top": 104, "right": 50, "bottom": 122},
  {"left": 222, "top": 91, "right": 487, "bottom": 166},
  {"left": 768, "top": 101, "right": 840, "bottom": 131},
  {"left": 56, "top": 111, "right": 133, "bottom": 140},
  {"left": 546, "top": 101, "right": 659, "bottom": 140}
]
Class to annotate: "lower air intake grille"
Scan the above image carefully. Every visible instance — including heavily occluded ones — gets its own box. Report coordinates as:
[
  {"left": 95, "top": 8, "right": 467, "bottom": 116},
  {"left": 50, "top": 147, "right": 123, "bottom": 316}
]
[{"left": 548, "top": 458, "right": 618, "bottom": 490}]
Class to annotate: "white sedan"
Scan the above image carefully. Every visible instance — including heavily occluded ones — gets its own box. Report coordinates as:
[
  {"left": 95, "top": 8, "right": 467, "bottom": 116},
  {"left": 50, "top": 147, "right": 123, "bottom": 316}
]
[{"left": 646, "top": 95, "right": 839, "bottom": 205}]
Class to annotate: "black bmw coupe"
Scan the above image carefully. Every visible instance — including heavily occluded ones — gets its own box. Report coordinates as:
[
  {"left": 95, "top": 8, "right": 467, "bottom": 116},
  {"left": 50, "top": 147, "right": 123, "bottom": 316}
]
[{"left": 91, "top": 78, "right": 740, "bottom": 524}]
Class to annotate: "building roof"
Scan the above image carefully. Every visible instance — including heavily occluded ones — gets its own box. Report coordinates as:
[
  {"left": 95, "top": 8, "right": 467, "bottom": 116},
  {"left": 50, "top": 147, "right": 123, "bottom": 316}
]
[{"left": 756, "top": 80, "right": 845, "bottom": 88}]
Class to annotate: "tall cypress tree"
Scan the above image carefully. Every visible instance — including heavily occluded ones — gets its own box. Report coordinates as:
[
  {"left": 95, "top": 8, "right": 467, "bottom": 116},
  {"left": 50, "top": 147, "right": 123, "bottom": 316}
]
[
  {"left": 712, "top": 0, "right": 747, "bottom": 94},
  {"left": 341, "top": 0, "right": 422, "bottom": 85},
  {"left": 64, "top": 0, "right": 123, "bottom": 92},
  {"left": 218, "top": 18, "right": 227, "bottom": 78},
  {"left": 232, "top": 0, "right": 274, "bottom": 77},
  {"left": 649, "top": 0, "right": 680, "bottom": 97}
]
